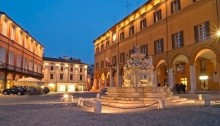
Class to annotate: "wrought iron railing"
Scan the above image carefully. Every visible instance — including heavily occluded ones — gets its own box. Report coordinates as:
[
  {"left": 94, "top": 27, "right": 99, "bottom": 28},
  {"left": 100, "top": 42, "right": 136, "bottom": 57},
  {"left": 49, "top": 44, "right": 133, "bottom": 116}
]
[{"left": 0, "top": 61, "right": 43, "bottom": 77}]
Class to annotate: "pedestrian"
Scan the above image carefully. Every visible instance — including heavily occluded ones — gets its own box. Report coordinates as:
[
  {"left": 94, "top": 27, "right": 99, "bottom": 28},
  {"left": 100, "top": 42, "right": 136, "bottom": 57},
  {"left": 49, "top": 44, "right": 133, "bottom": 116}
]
[{"left": 182, "top": 83, "right": 186, "bottom": 94}]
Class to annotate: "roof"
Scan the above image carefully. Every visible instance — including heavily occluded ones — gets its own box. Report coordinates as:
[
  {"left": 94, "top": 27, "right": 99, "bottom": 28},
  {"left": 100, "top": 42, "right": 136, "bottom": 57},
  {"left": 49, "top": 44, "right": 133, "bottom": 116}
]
[
  {"left": 0, "top": 11, "right": 44, "bottom": 48},
  {"left": 93, "top": 0, "right": 152, "bottom": 43},
  {"left": 43, "top": 57, "right": 88, "bottom": 65}
]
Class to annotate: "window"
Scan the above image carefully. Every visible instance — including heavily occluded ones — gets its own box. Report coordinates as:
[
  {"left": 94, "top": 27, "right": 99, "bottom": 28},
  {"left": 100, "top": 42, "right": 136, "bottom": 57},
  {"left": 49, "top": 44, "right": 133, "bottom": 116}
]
[
  {"left": 140, "top": 44, "right": 148, "bottom": 56},
  {"left": 70, "top": 75, "right": 73, "bottom": 80},
  {"left": 80, "top": 75, "right": 82, "bottom": 81},
  {"left": 80, "top": 68, "right": 83, "bottom": 72},
  {"left": 0, "top": 47, "right": 6, "bottom": 63},
  {"left": 50, "top": 66, "right": 54, "bottom": 71},
  {"left": 106, "top": 41, "right": 109, "bottom": 48},
  {"left": 16, "top": 55, "right": 22, "bottom": 67},
  {"left": 129, "top": 25, "right": 135, "bottom": 36},
  {"left": 172, "top": 31, "right": 184, "bottom": 49},
  {"left": 60, "top": 66, "right": 63, "bottom": 71},
  {"left": 171, "top": 0, "right": 181, "bottom": 14},
  {"left": 96, "top": 47, "right": 99, "bottom": 54},
  {"left": 60, "top": 74, "right": 63, "bottom": 80},
  {"left": 120, "top": 32, "right": 125, "bottom": 41},
  {"left": 50, "top": 74, "right": 53, "bottom": 79},
  {"left": 154, "top": 10, "right": 162, "bottom": 23},
  {"left": 96, "top": 62, "right": 99, "bottom": 70},
  {"left": 140, "top": 18, "right": 147, "bottom": 30},
  {"left": 200, "top": 59, "right": 206, "bottom": 73},
  {"left": 101, "top": 44, "right": 104, "bottom": 52},
  {"left": 10, "top": 26, "right": 15, "bottom": 40},
  {"left": 70, "top": 67, "right": 73, "bottom": 72},
  {"left": 101, "top": 61, "right": 104, "bottom": 69},
  {"left": 8, "top": 51, "right": 14, "bottom": 65},
  {"left": 154, "top": 39, "right": 164, "bottom": 54},
  {"left": 120, "top": 52, "right": 125, "bottom": 63},
  {"left": 194, "top": 21, "right": 210, "bottom": 42},
  {"left": 112, "top": 56, "right": 117, "bottom": 66}
]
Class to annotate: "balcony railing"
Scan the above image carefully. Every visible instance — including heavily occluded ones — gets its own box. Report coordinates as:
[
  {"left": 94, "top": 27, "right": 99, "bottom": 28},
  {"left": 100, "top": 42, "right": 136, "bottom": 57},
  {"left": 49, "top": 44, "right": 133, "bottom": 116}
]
[{"left": 0, "top": 61, "right": 43, "bottom": 78}]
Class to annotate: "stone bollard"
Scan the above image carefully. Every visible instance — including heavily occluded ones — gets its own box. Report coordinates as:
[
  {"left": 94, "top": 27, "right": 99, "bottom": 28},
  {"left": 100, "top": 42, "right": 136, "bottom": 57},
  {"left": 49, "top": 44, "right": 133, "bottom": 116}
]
[
  {"left": 77, "top": 97, "right": 83, "bottom": 107},
  {"left": 158, "top": 99, "right": 165, "bottom": 109},
  {"left": 93, "top": 100, "right": 102, "bottom": 114},
  {"left": 70, "top": 95, "right": 74, "bottom": 102},
  {"left": 198, "top": 94, "right": 203, "bottom": 100},
  {"left": 204, "top": 95, "right": 210, "bottom": 106},
  {"left": 96, "top": 93, "right": 100, "bottom": 98}
]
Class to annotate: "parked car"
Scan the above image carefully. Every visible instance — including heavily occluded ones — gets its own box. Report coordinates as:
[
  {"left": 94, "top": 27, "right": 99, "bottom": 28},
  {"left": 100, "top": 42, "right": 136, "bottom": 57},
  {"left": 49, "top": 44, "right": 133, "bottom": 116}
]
[
  {"left": 43, "top": 87, "right": 50, "bottom": 94},
  {"left": 2, "top": 86, "right": 25, "bottom": 95}
]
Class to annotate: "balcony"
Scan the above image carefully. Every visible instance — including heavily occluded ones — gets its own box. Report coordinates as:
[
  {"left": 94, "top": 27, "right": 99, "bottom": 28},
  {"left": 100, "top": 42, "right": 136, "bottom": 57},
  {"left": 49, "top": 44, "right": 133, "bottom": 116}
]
[{"left": 0, "top": 61, "right": 43, "bottom": 78}]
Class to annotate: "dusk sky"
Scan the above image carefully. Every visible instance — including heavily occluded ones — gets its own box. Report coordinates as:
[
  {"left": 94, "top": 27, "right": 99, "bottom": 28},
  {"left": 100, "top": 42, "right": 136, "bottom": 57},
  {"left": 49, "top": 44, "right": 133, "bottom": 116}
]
[{"left": 0, "top": 0, "right": 146, "bottom": 64}]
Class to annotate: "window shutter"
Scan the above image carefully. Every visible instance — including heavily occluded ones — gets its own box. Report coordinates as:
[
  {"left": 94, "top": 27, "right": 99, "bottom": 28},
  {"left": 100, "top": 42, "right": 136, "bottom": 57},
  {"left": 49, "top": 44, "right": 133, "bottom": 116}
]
[
  {"left": 180, "top": 31, "right": 184, "bottom": 47},
  {"left": 172, "top": 34, "right": 175, "bottom": 49},
  {"left": 154, "top": 12, "right": 156, "bottom": 23},
  {"left": 171, "top": 2, "right": 174, "bottom": 14},
  {"left": 159, "top": 10, "right": 162, "bottom": 20},
  {"left": 178, "top": 0, "right": 181, "bottom": 10},
  {"left": 194, "top": 25, "right": 199, "bottom": 42},
  {"left": 161, "top": 39, "right": 164, "bottom": 52},
  {"left": 205, "top": 21, "right": 210, "bottom": 37},
  {"left": 154, "top": 41, "right": 157, "bottom": 54}
]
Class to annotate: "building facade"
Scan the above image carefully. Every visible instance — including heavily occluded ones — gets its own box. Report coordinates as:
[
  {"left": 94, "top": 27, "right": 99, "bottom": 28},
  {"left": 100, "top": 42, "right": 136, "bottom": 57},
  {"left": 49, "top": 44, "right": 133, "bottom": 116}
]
[
  {"left": 0, "top": 12, "right": 44, "bottom": 91},
  {"left": 93, "top": 0, "right": 220, "bottom": 93},
  {"left": 42, "top": 57, "right": 88, "bottom": 92}
]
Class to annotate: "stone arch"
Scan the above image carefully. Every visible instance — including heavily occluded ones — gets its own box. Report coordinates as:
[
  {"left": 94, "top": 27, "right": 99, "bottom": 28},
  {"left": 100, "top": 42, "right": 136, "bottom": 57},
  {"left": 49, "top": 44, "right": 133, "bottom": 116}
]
[
  {"left": 14, "top": 74, "right": 20, "bottom": 80},
  {"left": 7, "top": 73, "right": 13, "bottom": 80},
  {"left": 191, "top": 47, "right": 219, "bottom": 91},
  {"left": 154, "top": 59, "right": 168, "bottom": 86},
  {"left": 169, "top": 53, "right": 189, "bottom": 66},
  {"left": 191, "top": 47, "right": 220, "bottom": 64}
]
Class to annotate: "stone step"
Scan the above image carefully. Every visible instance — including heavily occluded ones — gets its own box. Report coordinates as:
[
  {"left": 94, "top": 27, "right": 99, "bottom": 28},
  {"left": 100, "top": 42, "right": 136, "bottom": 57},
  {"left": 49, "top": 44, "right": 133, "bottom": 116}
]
[{"left": 105, "top": 92, "right": 167, "bottom": 97}]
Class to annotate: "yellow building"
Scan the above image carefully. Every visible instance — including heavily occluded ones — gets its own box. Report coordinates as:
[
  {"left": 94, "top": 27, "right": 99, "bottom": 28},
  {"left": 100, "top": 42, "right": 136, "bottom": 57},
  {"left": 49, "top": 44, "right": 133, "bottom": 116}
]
[
  {"left": 93, "top": 0, "right": 220, "bottom": 93},
  {"left": 42, "top": 57, "right": 88, "bottom": 92},
  {"left": 0, "top": 12, "right": 44, "bottom": 90}
]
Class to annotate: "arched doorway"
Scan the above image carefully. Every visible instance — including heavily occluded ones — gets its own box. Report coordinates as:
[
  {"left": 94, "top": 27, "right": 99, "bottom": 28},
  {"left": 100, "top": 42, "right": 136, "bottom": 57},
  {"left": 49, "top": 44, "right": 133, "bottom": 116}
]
[
  {"left": 194, "top": 49, "right": 218, "bottom": 91},
  {"left": 6, "top": 73, "right": 14, "bottom": 88},
  {"left": 155, "top": 60, "right": 168, "bottom": 87},
  {"left": 171, "top": 54, "right": 190, "bottom": 91}
]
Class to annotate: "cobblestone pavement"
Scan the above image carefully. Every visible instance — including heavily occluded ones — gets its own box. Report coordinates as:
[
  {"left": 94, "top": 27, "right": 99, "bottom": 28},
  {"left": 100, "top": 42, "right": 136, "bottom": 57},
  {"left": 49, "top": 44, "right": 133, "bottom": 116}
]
[{"left": 0, "top": 92, "right": 220, "bottom": 126}]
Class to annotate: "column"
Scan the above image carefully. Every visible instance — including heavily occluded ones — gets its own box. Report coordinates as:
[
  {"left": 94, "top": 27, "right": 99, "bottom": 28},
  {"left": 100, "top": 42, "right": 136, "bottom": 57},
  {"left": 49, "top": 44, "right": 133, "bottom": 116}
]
[
  {"left": 104, "top": 79, "right": 107, "bottom": 87},
  {"left": 153, "top": 71, "right": 157, "bottom": 86},
  {"left": 110, "top": 68, "right": 113, "bottom": 87},
  {"left": 116, "top": 65, "right": 120, "bottom": 87},
  {"left": 189, "top": 64, "right": 197, "bottom": 94},
  {"left": 168, "top": 68, "right": 174, "bottom": 89}
]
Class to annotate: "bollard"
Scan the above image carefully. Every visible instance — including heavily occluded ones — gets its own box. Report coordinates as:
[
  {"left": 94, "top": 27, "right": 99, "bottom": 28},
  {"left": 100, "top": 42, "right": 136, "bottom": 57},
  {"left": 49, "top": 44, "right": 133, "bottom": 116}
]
[
  {"left": 77, "top": 97, "right": 83, "bottom": 107},
  {"left": 198, "top": 94, "right": 203, "bottom": 100},
  {"left": 94, "top": 100, "right": 102, "bottom": 114},
  {"left": 158, "top": 99, "right": 165, "bottom": 109},
  {"left": 96, "top": 93, "right": 100, "bottom": 98},
  {"left": 70, "top": 95, "right": 74, "bottom": 102},
  {"left": 204, "top": 95, "right": 210, "bottom": 106}
]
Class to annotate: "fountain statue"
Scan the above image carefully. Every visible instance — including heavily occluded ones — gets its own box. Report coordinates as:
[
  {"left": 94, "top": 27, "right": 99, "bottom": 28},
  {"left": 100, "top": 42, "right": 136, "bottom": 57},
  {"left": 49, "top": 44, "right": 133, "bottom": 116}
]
[{"left": 123, "top": 46, "right": 154, "bottom": 87}]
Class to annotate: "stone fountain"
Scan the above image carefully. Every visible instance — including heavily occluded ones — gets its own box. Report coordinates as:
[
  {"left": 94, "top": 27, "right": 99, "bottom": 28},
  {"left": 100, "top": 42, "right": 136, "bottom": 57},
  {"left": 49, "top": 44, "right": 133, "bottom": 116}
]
[
  {"left": 123, "top": 46, "right": 154, "bottom": 87},
  {"left": 100, "top": 46, "right": 193, "bottom": 108}
]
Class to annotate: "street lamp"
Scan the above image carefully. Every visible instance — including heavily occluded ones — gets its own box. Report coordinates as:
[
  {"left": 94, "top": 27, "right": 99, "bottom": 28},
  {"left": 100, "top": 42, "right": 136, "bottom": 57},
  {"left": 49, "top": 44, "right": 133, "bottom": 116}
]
[{"left": 216, "top": 30, "right": 220, "bottom": 37}]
